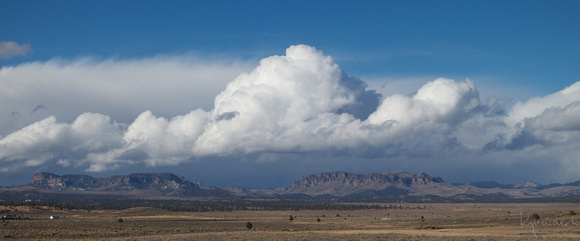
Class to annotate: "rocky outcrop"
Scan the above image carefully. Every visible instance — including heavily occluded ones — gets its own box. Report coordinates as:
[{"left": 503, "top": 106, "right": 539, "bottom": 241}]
[
  {"left": 290, "top": 171, "right": 444, "bottom": 188},
  {"left": 31, "top": 172, "right": 204, "bottom": 196},
  {"left": 279, "top": 171, "right": 457, "bottom": 197},
  {"left": 32, "top": 173, "right": 98, "bottom": 190}
]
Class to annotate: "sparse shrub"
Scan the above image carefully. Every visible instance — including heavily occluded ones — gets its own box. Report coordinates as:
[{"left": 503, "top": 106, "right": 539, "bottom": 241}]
[
  {"left": 245, "top": 221, "right": 252, "bottom": 230},
  {"left": 316, "top": 218, "right": 321, "bottom": 222},
  {"left": 531, "top": 213, "right": 540, "bottom": 220},
  {"left": 289, "top": 215, "right": 294, "bottom": 221},
  {"left": 117, "top": 218, "right": 123, "bottom": 223},
  {"left": 336, "top": 214, "right": 340, "bottom": 217},
  {"left": 570, "top": 211, "right": 576, "bottom": 216}
]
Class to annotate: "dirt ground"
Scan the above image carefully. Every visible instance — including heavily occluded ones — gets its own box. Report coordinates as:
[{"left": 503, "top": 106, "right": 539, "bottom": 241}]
[{"left": 2, "top": 203, "right": 580, "bottom": 240}]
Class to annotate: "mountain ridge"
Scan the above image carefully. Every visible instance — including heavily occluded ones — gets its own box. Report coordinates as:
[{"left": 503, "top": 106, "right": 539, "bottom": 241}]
[
  {"left": 14, "top": 171, "right": 580, "bottom": 200},
  {"left": 276, "top": 171, "right": 452, "bottom": 197},
  {"left": 29, "top": 172, "right": 238, "bottom": 198}
]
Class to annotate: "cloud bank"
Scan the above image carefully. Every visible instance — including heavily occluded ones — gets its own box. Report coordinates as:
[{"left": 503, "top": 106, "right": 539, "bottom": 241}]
[
  {"left": 1, "top": 45, "right": 579, "bottom": 184},
  {"left": 0, "top": 55, "right": 253, "bottom": 136}
]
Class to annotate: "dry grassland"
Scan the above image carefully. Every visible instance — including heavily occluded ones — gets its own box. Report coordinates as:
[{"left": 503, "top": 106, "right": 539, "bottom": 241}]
[{"left": 2, "top": 203, "right": 580, "bottom": 240}]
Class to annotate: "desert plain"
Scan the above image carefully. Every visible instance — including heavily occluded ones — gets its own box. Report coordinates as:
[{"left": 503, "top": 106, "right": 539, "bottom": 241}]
[{"left": 2, "top": 202, "right": 580, "bottom": 240}]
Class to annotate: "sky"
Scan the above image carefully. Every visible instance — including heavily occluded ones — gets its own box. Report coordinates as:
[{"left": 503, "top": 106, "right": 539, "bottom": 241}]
[{"left": 0, "top": 0, "right": 579, "bottom": 188}]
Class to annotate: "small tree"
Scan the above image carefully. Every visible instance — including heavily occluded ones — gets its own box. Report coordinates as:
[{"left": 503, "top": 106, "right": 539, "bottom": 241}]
[
  {"left": 531, "top": 213, "right": 540, "bottom": 220},
  {"left": 246, "top": 221, "right": 252, "bottom": 230},
  {"left": 117, "top": 218, "right": 124, "bottom": 223},
  {"left": 316, "top": 217, "right": 321, "bottom": 222},
  {"left": 289, "top": 215, "right": 294, "bottom": 221}
]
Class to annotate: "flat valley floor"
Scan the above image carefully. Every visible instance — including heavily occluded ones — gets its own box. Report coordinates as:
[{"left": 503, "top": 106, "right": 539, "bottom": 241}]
[{"left": 2, "top": 203, "right": 580, "bottom": 240}]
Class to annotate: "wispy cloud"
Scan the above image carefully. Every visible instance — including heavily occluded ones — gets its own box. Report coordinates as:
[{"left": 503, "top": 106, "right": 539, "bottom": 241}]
[
  {"left": 31, "top": 104, "right": 47, "bottom": 114},
  {"left": 0, "top": 41, "right": 32, "bottom": 59}
]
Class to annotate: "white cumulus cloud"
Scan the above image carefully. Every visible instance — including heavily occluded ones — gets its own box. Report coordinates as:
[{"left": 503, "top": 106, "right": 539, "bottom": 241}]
[
  {"left": 0, "top": 44, "right": 579, "bottom": 184},
  {"left": 193, "top": 45, "right": 380, "bottom": 155},
  {"left": 367, "top": 78, "right": 480, "bottom": 127},
  {"left": 0, "top": 113, "right": 123, "bottom": 172},
  {"left": 484, "top": 82, "right": 580, "bottom": 151}
]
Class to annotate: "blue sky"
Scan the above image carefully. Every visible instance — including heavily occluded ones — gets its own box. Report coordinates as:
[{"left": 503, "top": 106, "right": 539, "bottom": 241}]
[
  {"left": 0, "top": 1, "right": 579, "bottom": 188},
  {"left": 3, "top": 1, "right": 578, "bottom": 91}
]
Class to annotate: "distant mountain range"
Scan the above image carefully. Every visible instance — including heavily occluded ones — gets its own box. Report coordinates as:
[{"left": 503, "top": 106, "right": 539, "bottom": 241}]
[
  {"left": 29, "top": 172, "right": 242, "bottom": 198},
  {"left": 3, "top": 171, "right": 580, "bottom": 201},
  {"left": 270, "top": 171, "right": 580, "bottom": 199}
]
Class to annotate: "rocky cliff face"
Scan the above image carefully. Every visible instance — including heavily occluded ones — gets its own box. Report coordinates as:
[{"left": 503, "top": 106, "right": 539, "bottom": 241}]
[
  {"left": 281, "top": 171, "right": 455, "bottom": 197},
  {"left": 291, "top": 171, "right": 444, "bottom": 189},
  {"left": 32, "top": 172, "right": 98, "bottom": 190},
  {"left": 96, "top": 173, "right": 195, "bottom": 191},
  {"left": 31, "top": 172, "right": 203, "bottom": 195}
]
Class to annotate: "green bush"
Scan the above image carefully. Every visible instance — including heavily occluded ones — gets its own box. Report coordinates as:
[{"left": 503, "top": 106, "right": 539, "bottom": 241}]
[
  {"left": 245, "top": 222, "right": 252, "bottom": 230},
  {"left": 117, "top": 218, "right": 124, "bottom": 223}
]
